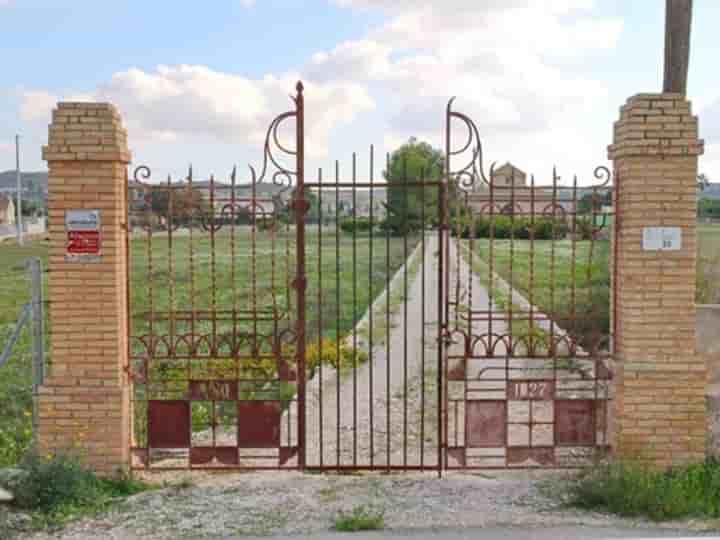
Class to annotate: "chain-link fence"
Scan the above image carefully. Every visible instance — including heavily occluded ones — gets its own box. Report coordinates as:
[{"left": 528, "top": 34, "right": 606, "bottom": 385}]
[{"left": 0, "top": 243, "right": 47, "bottom": 467}]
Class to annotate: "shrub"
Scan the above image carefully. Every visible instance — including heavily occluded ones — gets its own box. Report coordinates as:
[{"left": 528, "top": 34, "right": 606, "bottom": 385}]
[
  {"left": 305, "top": 338, "right": 368, "bottom": 379},
  {"left": 452, "top": 216, "right": 569, "bottom": 240},
  {"left": 560, "top": 459, "right": 720, "bottom": 521},
  {"left": 377, "top": 216, "right": 424, "bottom": 237},
  {"left": 11, "top": 452, "right": 152, "bottom": 526},
  {"left": 575, "top": 217, "right": 595, "bottom": 240},
  {"left": 340, "top": 217, "right": 374, "bottom": 234}
]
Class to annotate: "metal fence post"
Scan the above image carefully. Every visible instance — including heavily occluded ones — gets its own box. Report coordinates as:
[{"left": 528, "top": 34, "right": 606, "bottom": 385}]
[{"left": 27, "top": 257, "right": 44, "bottom": 443}]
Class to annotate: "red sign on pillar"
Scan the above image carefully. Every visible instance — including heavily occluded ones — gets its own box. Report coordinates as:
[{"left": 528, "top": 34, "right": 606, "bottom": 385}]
[
  {"left": 67, "top": 231, "right": 100, "bottom": 254},
  {"left": 65, "top": 209, "right": 101, "bottom": 262}
]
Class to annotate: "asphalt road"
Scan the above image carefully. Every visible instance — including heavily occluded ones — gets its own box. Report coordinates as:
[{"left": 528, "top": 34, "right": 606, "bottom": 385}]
[{"left": 234, "top": 527, "right": 719, "bottom": 540}]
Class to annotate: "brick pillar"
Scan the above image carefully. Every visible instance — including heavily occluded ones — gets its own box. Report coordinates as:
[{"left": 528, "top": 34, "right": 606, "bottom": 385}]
[
  {"left": 609, "top": 93, "right": 705, "bottom": 466},
  {"left": 39, "top": 103, "right": 131, "bottom": 474}
]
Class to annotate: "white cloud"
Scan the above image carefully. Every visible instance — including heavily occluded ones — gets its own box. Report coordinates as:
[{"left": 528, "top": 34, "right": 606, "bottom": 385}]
[
  {"left": 309, "top": 0, "right": 622, "bottom": 179},
  {"left": 21, "top": 65, "right": 374, "bottom": 159},
  {"left": 240, "top": 0, "right": 255, "bottom": 5},
  {"left": 310, "top": 2, "right": 619, "bottom": 142},
  {"left": 333, "top": 0, "right": 594, "bottom": 15},
  {"left": 700, "top": 98, "right": 720, "bottom": 181},
  {"left": 307, "top": 40, "right": 392, "bottom": 82},
  {"left": 19, "top": 90, "right": 58, "bottom": 122},
  {"left": 702, "top": 97, "right": 720, "bottom": 144}
]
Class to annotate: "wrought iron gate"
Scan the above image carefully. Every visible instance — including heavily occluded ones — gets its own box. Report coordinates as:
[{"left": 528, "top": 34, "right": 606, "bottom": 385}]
[
  {"left": 127, "top": 82, "right": 613, "bottom": 472},
  {"left": 442, "top": 101, "right": 614, "bottom": 469}
]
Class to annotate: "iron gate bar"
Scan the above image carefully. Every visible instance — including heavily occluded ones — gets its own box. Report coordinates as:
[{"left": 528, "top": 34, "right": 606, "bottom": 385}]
[
  {"left": 317, "top": 167, "right": 324, "bottom": 469},
  {"left": 352, "top": 152, "right": 358, "bottom": 468},
  {"left": 335, "top": 161, "right": 341, "bottom": 471},
  {"left": 295, "top": 81, "right": 307, "bottom": 469},
  {"left": 369, "top": 145, "right": 375, "bottom": 468},
  {"left": 385, "top": 151, "right": 391, "bottom": 473}
]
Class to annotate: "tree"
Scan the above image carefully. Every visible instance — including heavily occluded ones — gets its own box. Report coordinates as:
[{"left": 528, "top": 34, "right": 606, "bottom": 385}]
[
  {"left": 383, "top": 137, "right": 444, "bottom": 234},
  {"left": 698, "top": 198, "right": 720, "bottom": 219},
  {"left": 577, "top": 191, "right": 612, "bottom": 215},
  {"left": 150, "top": 185, "right": 208, "bottom": 226},
  {"left": 20, "top": 200, "right": 43, "bottom": 217}
]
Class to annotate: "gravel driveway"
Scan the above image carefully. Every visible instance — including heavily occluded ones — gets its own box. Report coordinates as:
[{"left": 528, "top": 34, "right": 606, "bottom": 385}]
[{"left": 20, "top": 472, "right": 719, "bottom": 539}]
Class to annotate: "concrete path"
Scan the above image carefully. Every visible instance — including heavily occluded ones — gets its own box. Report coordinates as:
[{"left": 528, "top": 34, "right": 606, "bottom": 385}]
[{"left": 305, "top": 234, "right": 441, "bottom": 468}]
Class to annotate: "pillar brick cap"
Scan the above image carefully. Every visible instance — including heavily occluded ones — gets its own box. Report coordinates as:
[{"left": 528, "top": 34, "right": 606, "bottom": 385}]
[
  {"left": 42, "top": 101, "right": 131, "bottom": 163},
  {"left": 608, "top": 92, "right": 704, "bottom": 160}
]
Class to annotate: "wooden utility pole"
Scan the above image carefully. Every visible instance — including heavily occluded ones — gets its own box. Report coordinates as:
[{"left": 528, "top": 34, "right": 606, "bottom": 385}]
[{"left": 663, "top": 0, "right": 693, "bottom": 95}]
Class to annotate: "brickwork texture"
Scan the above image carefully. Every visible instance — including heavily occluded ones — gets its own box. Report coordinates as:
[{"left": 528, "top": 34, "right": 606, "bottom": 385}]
[
  {"left": 39, "top": 103, "right": 131, "bottom": 474},
  {"left": 609, "top": 93, "right": 706, "bottom": 466}
]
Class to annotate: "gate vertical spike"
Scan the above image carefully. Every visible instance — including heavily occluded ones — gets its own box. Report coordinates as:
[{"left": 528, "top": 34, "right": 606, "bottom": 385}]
[
  {"left": 167, "top": 173, "right": 175, "bottom": 360},
  {"left": 529, "top": 173, "right": 536, "bottom": 355},
  {"left": 368, "top": 144, "right": 375, "bottom": 468},
  {"left": 317, "top": 166, "right": 324, "bottom": 469},
  {"left": 230, "top": 162, "right": 238, "bottom": 380},
  {"left": 420, "top": 164, "right": 426, "bottom": 470},
  {"left": 352, "top": 150, "right": 358, "bottom": 468},
  {"left": 335, "top": 159, "right": 341, "bottom": 471},
  {"left": 385, "top": 151, "right": 391, "bottom": 472},
  {"left": 208, "top": 173, "right": 218, "bottom": 357},
  {"left": 402, "top": 153, "right": 409, "bottom": 470},
  {"left": 294, "top": 79, "right": 307, "bottom": 470},
  {"left": 571, "top": 174, "right": 578, "bottom": 351}
]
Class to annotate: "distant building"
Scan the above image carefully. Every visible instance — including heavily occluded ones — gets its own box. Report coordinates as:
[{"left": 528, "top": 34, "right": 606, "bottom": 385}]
[
  {"left": 699, "top": 182, "right": 720, "bottom": 200},
  {"left": 0, "top": 195, "right": 16, "bottom": 225},
  {"left": 468, "top": 163, "right": 576, "bottom": 217},
  {"left": 316, "top": 188, "right": 387, "bottom": 218}
]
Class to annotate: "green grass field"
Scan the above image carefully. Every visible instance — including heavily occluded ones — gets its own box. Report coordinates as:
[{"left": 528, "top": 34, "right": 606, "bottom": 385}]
[
  {"left": 129, "top": 227, "right": 417, "bottom": 344},
  {"left": 698, "top": 224, "right": 720, "bottom": 304},
  {"left": 459, "top": 238, "right": 610, "bottom": 348}
]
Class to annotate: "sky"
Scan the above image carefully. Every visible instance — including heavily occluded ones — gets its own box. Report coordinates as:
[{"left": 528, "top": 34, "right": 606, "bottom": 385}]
[{"left": 0, "top": 0, "right": 719, "bottom": 187}]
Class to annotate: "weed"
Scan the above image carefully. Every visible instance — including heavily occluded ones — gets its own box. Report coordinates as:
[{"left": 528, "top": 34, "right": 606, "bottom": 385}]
[
  {"left": 558, "top": 459, "right": 720, "bottom": 521},
  {"left": 333, "top": 504, "right": 385, "bottom": 532},
  {"left": 317, "top": 486, "right": 339, "bottom": 502}
]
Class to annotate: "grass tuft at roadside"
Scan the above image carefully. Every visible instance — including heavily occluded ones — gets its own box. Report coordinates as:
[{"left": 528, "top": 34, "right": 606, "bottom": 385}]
[{"left": 553, "top": 458, "right": 720, "bottom": 521}]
